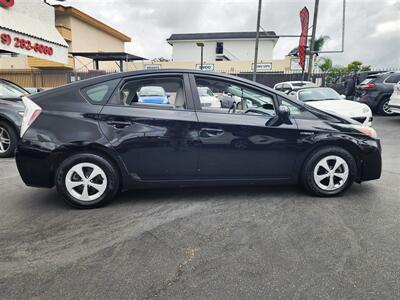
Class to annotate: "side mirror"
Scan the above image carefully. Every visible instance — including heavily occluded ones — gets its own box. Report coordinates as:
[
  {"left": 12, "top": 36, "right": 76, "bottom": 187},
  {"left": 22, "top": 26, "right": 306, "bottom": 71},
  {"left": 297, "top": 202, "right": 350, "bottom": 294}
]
[
  {"left": 340, "top": 94, "right": 346, "bottom": 99},
  {"left": 278, "top": 105, "right": 291, "bottom": 122}
]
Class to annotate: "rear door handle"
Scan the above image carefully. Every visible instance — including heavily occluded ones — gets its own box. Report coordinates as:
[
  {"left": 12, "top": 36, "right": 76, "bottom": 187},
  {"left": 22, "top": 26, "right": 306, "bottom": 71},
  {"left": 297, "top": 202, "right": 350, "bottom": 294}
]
[{"left": 106, "top": 120, "right": 132, "bottom": 129}]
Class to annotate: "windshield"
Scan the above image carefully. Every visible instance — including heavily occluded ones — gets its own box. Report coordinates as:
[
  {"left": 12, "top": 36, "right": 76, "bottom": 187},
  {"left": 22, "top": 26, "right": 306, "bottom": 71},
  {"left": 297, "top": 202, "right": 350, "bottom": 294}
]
[
  {"left": 138, "top": 86, "right": 166, "bottom": 97},
  {"left": 0, "top": 81, "right": 26, "bottom": 98},
  {"left": 298, "top": 88, "right": 341, "bottom": 102},
  {"left": 198, "top": 87, "right": 214, "bottom": 97}
]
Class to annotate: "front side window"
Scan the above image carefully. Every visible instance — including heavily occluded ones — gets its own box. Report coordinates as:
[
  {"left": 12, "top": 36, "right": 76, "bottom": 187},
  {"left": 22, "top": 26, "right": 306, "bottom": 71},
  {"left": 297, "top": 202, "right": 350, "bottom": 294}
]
[
  {"left": 109, "top": 76, "right": 186, "bottom": 109},
  {"left": 195, "top": 77, "right": 276, "bottom": 116}
]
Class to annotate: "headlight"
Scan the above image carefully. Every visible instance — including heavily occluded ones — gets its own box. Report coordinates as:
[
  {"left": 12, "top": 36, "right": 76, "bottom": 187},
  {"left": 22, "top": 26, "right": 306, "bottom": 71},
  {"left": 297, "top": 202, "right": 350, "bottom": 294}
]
[
  {"left": 348, "top": 124, "right": 377, "bottom": 138},
  {"left": 362, "top": 107, "right": 371, "bottom": 114}
]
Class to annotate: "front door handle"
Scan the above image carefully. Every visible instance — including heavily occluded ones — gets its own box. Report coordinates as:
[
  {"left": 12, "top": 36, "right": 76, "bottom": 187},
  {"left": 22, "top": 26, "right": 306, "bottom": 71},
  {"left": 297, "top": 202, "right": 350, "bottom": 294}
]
[
  {"left": 106, "top": 120, "right": 132, "bottom": 129},
  {"left": 200, "top": 128, "right": 224, "bottom": 137}
]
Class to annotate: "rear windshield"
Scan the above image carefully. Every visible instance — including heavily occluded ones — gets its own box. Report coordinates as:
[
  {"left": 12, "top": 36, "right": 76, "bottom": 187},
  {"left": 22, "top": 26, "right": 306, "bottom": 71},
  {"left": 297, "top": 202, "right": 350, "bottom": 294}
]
[{"left": 360, "top": 77, "right": 377, "bottom": 84}]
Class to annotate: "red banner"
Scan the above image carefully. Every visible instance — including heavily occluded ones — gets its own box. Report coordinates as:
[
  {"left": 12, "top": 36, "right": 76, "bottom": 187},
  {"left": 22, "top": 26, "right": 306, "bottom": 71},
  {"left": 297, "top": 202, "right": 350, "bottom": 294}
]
[
  {"left": 0, "top": 0, "right": 14, "bottom": 8},
  {"left": 299, "top": 7, "right": 309, "bottom": 70}
]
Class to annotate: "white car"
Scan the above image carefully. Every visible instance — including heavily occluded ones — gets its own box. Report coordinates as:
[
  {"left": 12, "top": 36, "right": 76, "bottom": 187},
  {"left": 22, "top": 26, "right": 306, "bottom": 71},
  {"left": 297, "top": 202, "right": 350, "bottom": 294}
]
[
  {"left": 388, "top": 81, "right": 400, "bottom": 114},
  {"left": 290, "top": 87, "right": 373, "bottom": 126},
  {"left": 274, "top": 81, "right": 317, "bottom": 93},
  {"left": 197, "top": 87, "right": 221, "bottom": 108}
]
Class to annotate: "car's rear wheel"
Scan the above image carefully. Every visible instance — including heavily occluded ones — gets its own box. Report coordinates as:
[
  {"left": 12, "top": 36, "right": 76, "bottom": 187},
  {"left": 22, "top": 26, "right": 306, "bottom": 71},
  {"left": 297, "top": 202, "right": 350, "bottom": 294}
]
[
  {"left": 55, "top": 153, "right": 120, "bottom": 208},
  {"left": 0, "top": 121, "right": 18, "bottom": 158},
  {"left": 378, "top": 97, "right": 394, "bottom": 116},
  {"left": 302, "top": 146, "right": 357, "bottom": 197}
]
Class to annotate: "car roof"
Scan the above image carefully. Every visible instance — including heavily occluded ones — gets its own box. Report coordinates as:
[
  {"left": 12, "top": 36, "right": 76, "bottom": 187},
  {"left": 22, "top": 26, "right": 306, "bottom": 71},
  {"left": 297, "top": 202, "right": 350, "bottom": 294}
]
[{"left": 31, "top": 69, "right": 277, "bottom": 99}]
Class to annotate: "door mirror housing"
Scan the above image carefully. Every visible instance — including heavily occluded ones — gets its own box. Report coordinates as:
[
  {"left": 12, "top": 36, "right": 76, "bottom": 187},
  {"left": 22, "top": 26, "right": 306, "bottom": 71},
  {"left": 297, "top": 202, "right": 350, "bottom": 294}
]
[{"left": 278, "top": 105, "right": 291, "bottom": 121}]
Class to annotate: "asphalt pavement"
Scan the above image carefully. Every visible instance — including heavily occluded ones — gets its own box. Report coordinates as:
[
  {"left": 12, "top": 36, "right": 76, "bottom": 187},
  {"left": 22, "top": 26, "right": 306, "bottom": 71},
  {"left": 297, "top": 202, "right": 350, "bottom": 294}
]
[{"left": 0, "top": 116, "right": 399, "bottom": 299}]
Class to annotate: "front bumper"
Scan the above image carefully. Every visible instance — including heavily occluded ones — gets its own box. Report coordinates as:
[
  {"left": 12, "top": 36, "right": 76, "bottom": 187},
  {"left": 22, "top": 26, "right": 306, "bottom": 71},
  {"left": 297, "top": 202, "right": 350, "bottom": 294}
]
[
  {"left": 388, "top": 103, "right": 400, "bottom": 114},
  {"left": 358, "top": 138, "right": 382, "bottom": 182}
]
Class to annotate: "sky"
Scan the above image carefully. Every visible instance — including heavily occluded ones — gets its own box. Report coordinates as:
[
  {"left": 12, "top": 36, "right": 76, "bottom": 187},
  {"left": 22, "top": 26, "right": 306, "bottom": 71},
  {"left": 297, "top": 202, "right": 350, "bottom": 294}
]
[{"left": 49, "top": 0, "right": 400, "bottom": 69}]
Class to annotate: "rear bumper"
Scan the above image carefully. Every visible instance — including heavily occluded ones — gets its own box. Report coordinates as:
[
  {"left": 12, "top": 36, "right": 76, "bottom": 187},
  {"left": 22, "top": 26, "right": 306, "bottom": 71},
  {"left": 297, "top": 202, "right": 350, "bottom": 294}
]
[
  {"left": 16, "top": 141, "right": 56, "bottom": 188},
  {"left": 359, "top": 139, "right": 382, "bottom": 182}
]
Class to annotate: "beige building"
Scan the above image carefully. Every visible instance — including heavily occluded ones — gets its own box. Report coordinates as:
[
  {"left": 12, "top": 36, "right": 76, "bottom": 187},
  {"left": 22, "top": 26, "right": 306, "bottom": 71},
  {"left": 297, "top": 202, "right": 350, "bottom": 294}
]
[{"left": 0, "top": 5, "right": 132, "bottom": 71}]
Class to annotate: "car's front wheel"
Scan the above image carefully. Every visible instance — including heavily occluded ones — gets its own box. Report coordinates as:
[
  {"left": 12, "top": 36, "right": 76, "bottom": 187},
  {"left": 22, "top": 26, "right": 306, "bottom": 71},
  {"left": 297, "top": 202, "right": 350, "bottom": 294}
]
[
  {"left": 55, "top": 153, "right": 120, "bottom": 208},
  {"left": 0, "top": 121, "right": 18, "bottom": 158},
  {"left": 302, "top": 146, "right": 357, "bottom": 197}
]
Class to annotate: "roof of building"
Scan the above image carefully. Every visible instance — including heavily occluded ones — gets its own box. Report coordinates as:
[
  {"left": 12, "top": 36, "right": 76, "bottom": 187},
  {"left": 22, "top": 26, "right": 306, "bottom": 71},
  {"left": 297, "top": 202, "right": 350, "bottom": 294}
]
[
  {"left": 167, "top": 31, "right": 278, "bottom": 44},
  {"left": 53, "top": 5, "right": 131, "bottom": 42},
  {"left": 70, "top": 52, "right": 146, "bottom": 61}
]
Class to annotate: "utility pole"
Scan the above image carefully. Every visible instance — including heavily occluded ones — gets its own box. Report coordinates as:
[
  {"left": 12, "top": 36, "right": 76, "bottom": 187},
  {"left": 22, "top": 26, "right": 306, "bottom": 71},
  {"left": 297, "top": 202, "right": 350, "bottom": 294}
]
[
  {"left": 307, "top": 0, "right": 320, "bottom": 80},
  {"left": 252, "top": 0, "right": 262, "bottom": 82}
]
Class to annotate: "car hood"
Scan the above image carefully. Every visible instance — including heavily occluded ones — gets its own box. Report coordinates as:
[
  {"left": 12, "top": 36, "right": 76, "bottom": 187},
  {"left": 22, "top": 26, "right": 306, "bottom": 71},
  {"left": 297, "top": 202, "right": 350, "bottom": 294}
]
[{"left": 305, "top": 99, "right": 370, "bottom": 117}]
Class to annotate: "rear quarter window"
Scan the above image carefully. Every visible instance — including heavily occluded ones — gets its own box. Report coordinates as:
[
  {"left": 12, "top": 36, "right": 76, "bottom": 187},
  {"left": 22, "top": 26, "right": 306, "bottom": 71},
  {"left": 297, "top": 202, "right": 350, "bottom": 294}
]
[{"left": 81, "top": 79, "right": 120, "bottom": 104}]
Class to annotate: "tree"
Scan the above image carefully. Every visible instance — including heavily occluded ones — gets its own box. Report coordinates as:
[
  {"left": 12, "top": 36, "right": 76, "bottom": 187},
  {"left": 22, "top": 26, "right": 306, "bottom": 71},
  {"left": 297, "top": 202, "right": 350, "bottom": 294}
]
[
  {"left": 317, "top": 57, "right": 333, "bottom": 72},
  {"left": 346, "top": 61, "right": 371, "bottom": 72},
  {"left": 311, "top": 35, "right": 330, "bottom": 53}
]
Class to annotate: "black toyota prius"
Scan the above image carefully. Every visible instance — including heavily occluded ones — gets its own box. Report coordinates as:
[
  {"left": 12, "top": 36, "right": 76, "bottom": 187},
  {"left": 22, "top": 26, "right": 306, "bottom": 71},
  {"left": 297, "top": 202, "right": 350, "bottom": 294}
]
[{"left": 16, "top": 69, "right": 382, "bottom": 208}]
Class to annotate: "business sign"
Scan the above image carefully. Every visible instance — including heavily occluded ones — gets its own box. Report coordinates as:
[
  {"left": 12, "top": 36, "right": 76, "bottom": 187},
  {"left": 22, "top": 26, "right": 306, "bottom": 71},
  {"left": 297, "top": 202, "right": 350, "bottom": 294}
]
[
  {"left": 1, "top": 32, "right": 53, "bottom": 56},
  {"left": 252, "top": 63, "right": 272, "bottom": 71},
  {"left": 144, "top": 64, "right": 161, "bottom": 70},
  {"left": 0, "top": 0, "right": 14, "bottom": 8},
  {"left": 298, "top": 7, "right": 309, "bottom": 70},
  {"left": 196, "top": 64, "right": 214, "bottom": 71}
]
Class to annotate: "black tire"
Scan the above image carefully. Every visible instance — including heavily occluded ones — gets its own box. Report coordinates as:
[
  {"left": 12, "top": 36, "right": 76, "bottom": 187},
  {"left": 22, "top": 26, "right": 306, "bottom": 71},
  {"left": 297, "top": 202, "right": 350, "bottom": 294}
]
[
  {"left": 301, "top": 146, "right": 357, "bottom": 197},
  {"left": 378, "top": 97, "right": 394, "bottom": 116},
  {"left": 55, "top": 153, "right": 120, "bottom": 208},
  {"left": 0, "top": 121, "right": 18, "bottom": 158}
]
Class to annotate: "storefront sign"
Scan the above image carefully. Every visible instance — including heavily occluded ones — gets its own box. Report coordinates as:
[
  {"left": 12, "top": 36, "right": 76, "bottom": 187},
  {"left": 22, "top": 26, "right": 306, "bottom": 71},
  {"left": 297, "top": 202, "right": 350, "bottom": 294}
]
[
  {"left": 1, "top": 32, "right": 53, "bottom": 56},
  {"left": 196, "top": 64, "right": 214, "bottom": 71},
  {"left": 145, "top": 64, "right": 161, "bottom": 70},
  {"left": 252, "top": 63, "right": 273, "bottom": 71},
  {"left": 0, "top": 0, "right": 14, "bottom": 8}
]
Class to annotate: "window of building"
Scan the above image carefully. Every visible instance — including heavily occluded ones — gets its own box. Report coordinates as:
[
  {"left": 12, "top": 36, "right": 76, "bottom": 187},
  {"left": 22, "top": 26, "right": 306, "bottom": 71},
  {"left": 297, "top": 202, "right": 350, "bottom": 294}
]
[
  {"left": 109, "top": 76, "right": 186, "bottom": 109},
  {"left": 195, "top": 77, "right": 275, "bottom": 116},
  {"left": 216, "top": 42, "right": 223, "bottom": 54}
]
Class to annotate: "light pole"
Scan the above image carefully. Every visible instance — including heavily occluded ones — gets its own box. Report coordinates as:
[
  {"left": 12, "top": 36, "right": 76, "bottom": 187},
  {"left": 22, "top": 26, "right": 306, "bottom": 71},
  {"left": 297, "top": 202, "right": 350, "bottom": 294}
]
[
  {"left": 307, "top": 0, "right": 320, "bottom": 80},
  {"left": 252, "top": 0, "right": 262, "bottom": 82},
  {"left": 196, "top": 41, "right": 204, "bottom": 70}
]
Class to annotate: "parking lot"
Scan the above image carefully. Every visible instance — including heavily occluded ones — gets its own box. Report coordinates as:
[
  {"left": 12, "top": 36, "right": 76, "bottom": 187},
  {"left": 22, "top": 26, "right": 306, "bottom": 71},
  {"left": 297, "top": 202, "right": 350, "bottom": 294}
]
[{"left": 0, "top": 116, "right": 399, "bottom": 299}]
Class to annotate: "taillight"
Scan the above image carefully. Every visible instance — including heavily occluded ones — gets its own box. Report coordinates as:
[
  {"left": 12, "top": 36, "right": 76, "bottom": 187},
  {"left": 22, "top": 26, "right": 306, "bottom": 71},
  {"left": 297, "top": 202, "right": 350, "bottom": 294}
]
[
  {"left": 360, "top": 83, "right": 376, "bottom": 89},
  {"left": 20, "top": 96, "right": 42, "bottom": 137}
]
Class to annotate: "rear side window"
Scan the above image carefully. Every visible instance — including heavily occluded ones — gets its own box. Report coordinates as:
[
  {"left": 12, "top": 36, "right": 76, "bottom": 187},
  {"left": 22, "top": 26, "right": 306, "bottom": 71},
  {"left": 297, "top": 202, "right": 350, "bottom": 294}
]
[
  {"left": 385, "top": 74, "right": 400, "bottom": 84},
  {"left": 82, "top": 79, "right": 120, "bottom": 104}
]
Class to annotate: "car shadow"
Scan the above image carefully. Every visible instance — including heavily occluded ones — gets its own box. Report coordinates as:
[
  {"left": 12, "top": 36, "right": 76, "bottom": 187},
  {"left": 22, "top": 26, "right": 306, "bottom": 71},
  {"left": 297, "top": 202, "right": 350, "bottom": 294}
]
[{"left": 26, "top": 181, "right": 378, "bottom": 210}]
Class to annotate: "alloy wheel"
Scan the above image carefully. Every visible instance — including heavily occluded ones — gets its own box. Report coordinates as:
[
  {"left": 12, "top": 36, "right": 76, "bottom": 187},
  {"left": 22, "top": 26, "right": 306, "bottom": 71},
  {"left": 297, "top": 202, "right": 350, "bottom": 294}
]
[
  {"left": 65, "top": 162, "right": 108, "bottom": 201},
  {"left": 0, "top": 126, "right": 11, "bottom": 154},
  {"left": 313, "top": 155, "right": 349, "bottom": 191},
  {"left": 382, "top": 101, "right": 393, "bottom": 115}
]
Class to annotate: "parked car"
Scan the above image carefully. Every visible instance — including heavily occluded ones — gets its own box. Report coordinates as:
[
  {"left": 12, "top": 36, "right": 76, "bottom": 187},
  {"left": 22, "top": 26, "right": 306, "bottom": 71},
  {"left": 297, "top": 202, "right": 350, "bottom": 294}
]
[
  {"left": 274, "top": 81, "right": 316, "bottom": 94},
  {"left": 0, "top": 79, "right": 27, "bottom": 158},
  {"left": 289, "top": 87, "right": 373, "bottom": 126},
  {"left": 197, "top": 87, "right": 221, "bottom": 108},
  {"left": 24, "top": 87, "right": 45, "bottom": 95},
  {"left": 329, "top": 71, "right": 382, "bottom": 97},
  {"left": 388, "top": 81, "right": 400, "bottom": 114},
  {"left": 16, "top": 69, "right": 381, "bottom": 208},
  {"left": 354, "top": 71, "right": 400, "bottom": 116},
  {"left": 137, "top": 86, "right": 169, "bottom": 104}
]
